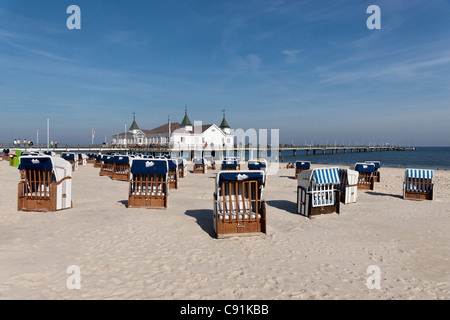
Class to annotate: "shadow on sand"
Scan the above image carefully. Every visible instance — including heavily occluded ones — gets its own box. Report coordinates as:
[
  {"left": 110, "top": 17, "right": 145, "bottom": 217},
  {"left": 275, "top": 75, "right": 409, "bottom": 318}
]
[
  {"left": 266, "top": 200, "right": 297, "bottom": 214},
  {"left": 365, "top": 191, "right": 403, "bottom": 199},
  {"left": 185, "top": 209, "right": 215, "bottom": 238}
]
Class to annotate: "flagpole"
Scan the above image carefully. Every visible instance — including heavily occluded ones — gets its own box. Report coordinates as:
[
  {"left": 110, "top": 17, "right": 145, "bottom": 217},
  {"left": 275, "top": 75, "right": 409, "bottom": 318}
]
[{"left": 47, "top": 117, "right": 49, "bottom": 151}]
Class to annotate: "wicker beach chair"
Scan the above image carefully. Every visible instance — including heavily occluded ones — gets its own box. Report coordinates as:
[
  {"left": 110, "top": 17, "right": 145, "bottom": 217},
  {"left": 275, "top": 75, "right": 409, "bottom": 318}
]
[
  {"left": 177, "top": 158, "right": 187, "bottom": 178},
  {"left": 168, "top": 159, "right": 179, "bottom": 189},
  {"left": 2, "top": 149, "right": 10, "bottom": 161},
  {"left": 338, "top": 168, "right": 359, "bottom": 204},
  {"left": 364, "top": 161, "right": 381, "bottom": 182},
  {"left": 352, "top": 163, "right": 375, "bottom": 190},
  {"left": 128, "top": 158, "right": 169, "bottom": 209},
  {"left": 213, "top": 170, "right": 266, "bottom": 238},
  {"left": 204, "top": 156, "right": 216, "bottom": 170},
  {"left": 403, "top": 169, "right": 434, "bottom": 200},
  {"left": 193, "top": 157, "right": 207, "bottom": 174},
  {"left": 100, "top": 155, "right": 115, "bottom": 177},
  {"left": 93, "top": 154, "right": 102, "bottom": 168},
  {"left": 295, "top": 161, "right": 311, "bottom": 179},
  {"left": 17, "top": 155, "right": 72, "bottom": 212},
  {"left": 61, "top": 153, "right": 79, "bottom": 172},
  {"left": 297, "top": 167, "right": 341, "bottom": 217},
  {"left": 111, "top": 155, "right": 132, "bottom": 181},
  {"left": 221, "top": 158, "right": 239, "bottom": 171}
]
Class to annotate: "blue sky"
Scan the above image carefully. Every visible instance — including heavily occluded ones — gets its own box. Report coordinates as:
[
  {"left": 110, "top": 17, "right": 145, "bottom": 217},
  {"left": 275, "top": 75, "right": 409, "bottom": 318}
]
[{"left": 0, "top": 0, "right": 449, "bottom": 146}]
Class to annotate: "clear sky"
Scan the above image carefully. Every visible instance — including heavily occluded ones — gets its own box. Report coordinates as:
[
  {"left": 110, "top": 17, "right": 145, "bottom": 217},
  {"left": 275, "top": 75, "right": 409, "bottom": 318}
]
[{"left": 1, "top": 0, "right": 449, "bottom": 146}]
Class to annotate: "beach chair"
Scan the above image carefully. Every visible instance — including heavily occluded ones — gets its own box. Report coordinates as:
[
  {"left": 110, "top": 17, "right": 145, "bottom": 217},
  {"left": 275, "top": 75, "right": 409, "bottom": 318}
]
[
  {"left": 128, "top": 159, "right": 169, "bottom": 209},
  {"left": 193, "top": 157, "right": 207, "bottom": 174},
  {"left": 297, "top": 167, "right": 341, "bottom": 218},
  {"left": 86, "top": 153, "right": 96, "bottom": 164},
  {"left": 100, "top": 155, "right": 115, "bottom": 177},
  {"left": 248, "top": 159, "right": 268, "bottom": 183},
  {"left": 178, "top": 158, "right": 187, "bottom": 178},
  {"left": 221, "top": 158, "right": 239, "bottom": 171},
  {"left": 338, "top": 168, "right": 359, "bottom": 204},
  {"left": 61, "top": 153, "right": 78, "bottom": 171},
  {"left": 365, "top": 161, "right": 381, "bottom": 182},
  {"left": 93, "top": 154, "right": 103, "bottom": 168},
  {"left": 111, "top": 155, "right": 132, "bottom": 181},
  {"left": 43, "top": 151, "right": 56, "bottom": 157},
  {"left": 352, "top": 163, "right": 375, "bottom": 190},
  {"left": 168, "top": 159, "right": 179, "bottom": 189},
  {"left": 2, "top": 149, "right": 10, "bottom": 161},
  {"left": 204, "top": 156, "right": 216, "bottom": 170},
  {"left": 213, "top": 170, "right": 266, "bottom": 238},
  {"left": 17, "top": 155, "right": 72, "bottom": 212},
  {"left": 295, "top": 161, "right": 311, "bottom": 179},
  {"left": 403, "top": 169, "right": 434, "bottom": 200}
]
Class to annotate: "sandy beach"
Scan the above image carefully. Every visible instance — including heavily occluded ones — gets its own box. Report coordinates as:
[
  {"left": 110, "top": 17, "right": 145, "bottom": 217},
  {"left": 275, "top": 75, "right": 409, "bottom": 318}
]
[{"left": 0, "top": 159, "right": 449, "bottom": 300}]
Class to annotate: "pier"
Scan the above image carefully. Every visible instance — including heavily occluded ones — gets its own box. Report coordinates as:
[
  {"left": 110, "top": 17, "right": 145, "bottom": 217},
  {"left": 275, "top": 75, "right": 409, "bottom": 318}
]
[{"left": 1, "top": 143, "right": 416, "bottom": 161}]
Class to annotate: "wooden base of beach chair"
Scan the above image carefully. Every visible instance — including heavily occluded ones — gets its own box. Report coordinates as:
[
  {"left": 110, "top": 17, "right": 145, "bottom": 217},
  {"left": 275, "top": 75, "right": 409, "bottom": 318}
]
[
  {"left": 178, "top": 165, "right": 185, "bottom": 178},
  {"left": 128, "top": 196, "right": 167, "bottom": 209},
  {"left": 215, "top": 202, "right": 266, "bottom": 239},
  {"left": 94, "top": 161, "right": 102, "bottom": 168},
  {"left": 17, "top": 177, "right": 72, "bottom": 212},
  {"left": 2, "top": 155, "right": 9, "bottom": 161},
  {"left": 357, "top": 172, "right": 374, "bottom": 190},
  {"left": 100, "top": 163, "right": 114, "bottom": 177},
  {"left": 207, "top": 165, "right": 216, "bottom": 170},
  {"left": 295, "top": 167, "right": 308, "bottom": 179},
  {"left": 112, "top": 164, "right": 131, "bottom": 181},
  {"left": 193, "top": 164, "right": 206, "bottom": 174},
  {"left": 297, "top": 187, "right": 340, "bottom": 218},
  {"left": 404, "top": 191, "right": 433, "bottom": 200}
]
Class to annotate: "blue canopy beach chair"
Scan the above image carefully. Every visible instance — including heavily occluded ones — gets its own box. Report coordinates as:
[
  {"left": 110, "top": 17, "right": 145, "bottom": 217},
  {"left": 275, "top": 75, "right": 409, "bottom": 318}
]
[
  {"left": 213, "top": 170, "right": 266, "bottom": 238},
  {"left": 295, "top": 161, "right": 311, "bottom": 179},
  {"left": 352, "top": 163, "right": 376, "bottom": 190}
]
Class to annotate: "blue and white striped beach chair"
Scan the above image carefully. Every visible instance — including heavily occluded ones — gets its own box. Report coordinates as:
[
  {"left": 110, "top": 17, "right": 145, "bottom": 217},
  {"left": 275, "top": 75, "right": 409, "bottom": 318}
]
[
  {"left": 297, "top": 167, "right": 341, "bottom": 217},
  {"left": 403, "top": 169, "right": 434, "bottom": 200},
  {"left": 128, "top": 158, "right": 169, "bottom": 208},
  {"left": 213, "top": 170, "right": 266, "bottom": 238}
]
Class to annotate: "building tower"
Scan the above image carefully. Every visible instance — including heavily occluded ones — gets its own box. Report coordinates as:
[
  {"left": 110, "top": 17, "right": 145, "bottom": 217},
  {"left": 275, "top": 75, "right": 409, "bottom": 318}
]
[
  {"left": 219, "top": 109, "right": 231, "bottom": 134},
  {"left": 180, "top": 105, "right": 193, "bottom": 131}
]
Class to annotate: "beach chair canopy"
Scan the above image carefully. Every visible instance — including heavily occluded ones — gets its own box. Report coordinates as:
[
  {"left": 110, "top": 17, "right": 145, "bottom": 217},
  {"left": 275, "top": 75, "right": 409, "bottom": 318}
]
[
  {"left": 61, "top": 153, "right": 77, "bottom": 160},
  {"left": 298, "top": 167, "right": 340, "bottom": 187},
  {"left": 193, "top": 157, "right": 204, "bottom": 164},
  {"left": 248, "top": 160, "right": 267, "bottom": 170},
  {"left": 218, "top": 171, "right": 265, "bottom": 187},
  {"left": 405, "top": 168, "right": 433, "bottom": 179},
  {"left": 3, "top": 149, "right": 10, "bottom": 153},
  {"left": 364, "top": 161, "right": 381, "bottom": 169},
  {"left": 222, "top": 159, "right": 238, "bottom": 167},
  {"left": 353, "top": 163, "right": 376, "bottom": 173},
  {"left": 168, "top": 159, "right": 179, "bottom": 170},
  {"left": 112, "top": 155, "right": 130, "bottom": 164},
  {"left": 131, "top": 159, "right": 168, "bottom": 175},
  {"left": 19, "top": 156, "right": 72, "bottom": 181},
  {"left": 295, "top": 161, "right": 311, "bottom": 168}
]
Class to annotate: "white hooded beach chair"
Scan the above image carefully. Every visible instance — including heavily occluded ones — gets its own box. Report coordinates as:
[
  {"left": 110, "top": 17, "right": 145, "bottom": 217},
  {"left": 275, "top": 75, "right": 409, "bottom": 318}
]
[
  {"left": 128, "top": 158, "right": 169, "bottom": 209},
  {"left": 352, "top": 163, "right": 375, "bottom": 190},
  {"left": 18, "top": 155, "right": 72, "bottom": 212},
  {"left": 297, "top": 167, "right": 341, "bottom": 218},
  {"left": 213, "top": 170, "right": 266, "bottom": 238},
  {"left": 403, "top": 169, "right": 434, "bottom": 200},
  {"left": 61, "top": 153, "right": 78, "bottom": 171},
  {"left": 193, "top": 157, "right": 207, "bottom": 174},
  {"left": 204, "top": 156, "right": 216, "bottom": 170},
  {"left": 111, "top": 155, "right": 132, "bottom": 181},
  {"left": 168, "top": 159, "right": 179, "bottom": 189},
  {"left": 295, "top": 161, "right": 311, "bottom": 179},
  {"left": 78, "top": 153, "right": 88, "bottom": 166},
  {"left": 338, "top": 168, "right": 359, "bottom": 204},
  {"left": 364, "top": 161, "right": 381, "bottom": 182}
]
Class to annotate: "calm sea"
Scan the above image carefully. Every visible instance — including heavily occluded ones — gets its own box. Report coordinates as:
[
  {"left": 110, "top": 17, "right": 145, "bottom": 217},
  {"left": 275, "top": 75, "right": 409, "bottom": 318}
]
[{"left": 273, "top": 147, "right": 450, "bottom": 170}]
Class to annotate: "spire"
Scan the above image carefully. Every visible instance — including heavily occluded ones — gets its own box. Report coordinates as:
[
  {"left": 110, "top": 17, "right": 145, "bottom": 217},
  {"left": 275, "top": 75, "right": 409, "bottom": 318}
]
[
  {"left": 219, "top": 109, "right": 230, "bottom": 129},
  {"left": 129, "top": 112, "right": 140, "bottom": 131},
  {"left": 180, "top": 105, "right": 193, "bottom": 128}
]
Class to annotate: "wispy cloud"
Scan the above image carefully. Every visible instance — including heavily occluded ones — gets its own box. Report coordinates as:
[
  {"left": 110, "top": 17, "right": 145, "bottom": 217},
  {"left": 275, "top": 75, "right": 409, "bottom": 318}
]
[{"left": 282, "top": 50, "right": 301, "bottom": 64}]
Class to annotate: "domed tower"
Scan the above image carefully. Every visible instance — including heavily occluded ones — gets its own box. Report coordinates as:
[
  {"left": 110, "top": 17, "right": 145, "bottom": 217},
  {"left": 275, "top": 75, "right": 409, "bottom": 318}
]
[
  {"left": 129, "top": 112, "right": 140, "bottom": 134},
  {"left": 219, "top": 109, "right": 231, "bottom": 134}
]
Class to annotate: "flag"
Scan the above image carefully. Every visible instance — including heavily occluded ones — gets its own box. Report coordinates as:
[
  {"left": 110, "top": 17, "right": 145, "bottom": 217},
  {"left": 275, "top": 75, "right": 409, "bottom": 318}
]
[{"left": 92, "top": 128, "right": 95, "bottom": 144}]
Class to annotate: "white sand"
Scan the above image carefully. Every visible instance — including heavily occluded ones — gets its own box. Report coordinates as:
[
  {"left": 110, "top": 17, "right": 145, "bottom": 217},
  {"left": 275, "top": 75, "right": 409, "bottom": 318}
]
[{"left": 0, "top": 159, "right": 449, "bottom": 300}]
